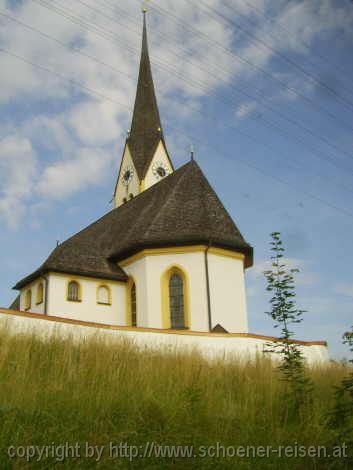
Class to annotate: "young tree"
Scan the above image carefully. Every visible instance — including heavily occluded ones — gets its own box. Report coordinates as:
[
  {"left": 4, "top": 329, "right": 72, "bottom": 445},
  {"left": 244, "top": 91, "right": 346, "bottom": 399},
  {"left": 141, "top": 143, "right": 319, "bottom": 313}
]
[
  {"left": 328, "top": 327, "right": 353, "bottom": 447},
  {"left": 263, "top": 232, "right": 312, "bottom": 415}
]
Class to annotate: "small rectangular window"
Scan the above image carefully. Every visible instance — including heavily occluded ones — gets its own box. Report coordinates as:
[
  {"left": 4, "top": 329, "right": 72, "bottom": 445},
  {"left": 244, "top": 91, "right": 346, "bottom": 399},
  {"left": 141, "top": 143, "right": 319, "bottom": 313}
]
[
  {"left": 36, "top": 282, "right": 44, "bottom": 305},
  {"left": 24, "top": 290, "right": 32, "bottom": 311}
]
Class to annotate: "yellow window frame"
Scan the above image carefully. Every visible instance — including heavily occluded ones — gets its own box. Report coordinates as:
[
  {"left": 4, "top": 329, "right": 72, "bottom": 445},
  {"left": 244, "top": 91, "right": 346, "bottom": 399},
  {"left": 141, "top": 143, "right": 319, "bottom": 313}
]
[
  {"left": 66, "top": 280, "right": 82, "bottom": 302},
  {"left": 96, "top": 284, "right": 112, "bottom": 305},
  {"left": 161, "top": 265, "right": 190, "bottom": 329}
]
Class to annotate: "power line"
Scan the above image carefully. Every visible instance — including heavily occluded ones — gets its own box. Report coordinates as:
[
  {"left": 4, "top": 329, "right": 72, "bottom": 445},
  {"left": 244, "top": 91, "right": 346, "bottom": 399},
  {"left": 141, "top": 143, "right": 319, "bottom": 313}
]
[
  {"left": 139, "top": 0, "right": 353, "bottom": 134},
  {"left": 1, "top": 46, "right": 353, "bottom": 221},
  {"left": 0, "top": 11, "right": 132, "bottom": 81},
  {"left": 239, "top": 0, "right": 353, "bottom": 87},
  {"left": 27, "top": 0, "right": 353, "bottom": 177},
  {"left": 2, "top": 9, "right": 353, "bottom": 198},
  {"left": 95, "top": 0, "right": 353, "bottom": 162},
  {"left": 197, "top": 0, "right": 353, "bottom": 112},
  {"left": 47, "top": 0, "right": 353, "bottom": 164}
]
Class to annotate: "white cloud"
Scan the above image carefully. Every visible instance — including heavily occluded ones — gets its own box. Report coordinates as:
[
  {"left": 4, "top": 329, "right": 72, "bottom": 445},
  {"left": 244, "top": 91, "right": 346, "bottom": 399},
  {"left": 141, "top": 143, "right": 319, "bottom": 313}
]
[
  {"left": 0, "top": 0, "right": 352, "bottom": 227},
  {"left": 276, "top": 0, "right": 353, "bottom": 47},
  {"left": 38, "top": 147, "right": 114, "bottom": 199},
  {"left": 334, "top": 283, "right": 353, "bottom": 298},
  {"left": 0, "top": 135, "right": 38, "bottom": 228},
  {"left": 1, "top": 0, "right": 351, "bottom": 105},
  {"left": 22, "top": 114, "right": 74, "bottom": 153},
  {"left": 235, "top": 101, "right": 258, "bottom": 118},
  {"left": 68, "top": 100, "right": 124, "bottom": 145}
]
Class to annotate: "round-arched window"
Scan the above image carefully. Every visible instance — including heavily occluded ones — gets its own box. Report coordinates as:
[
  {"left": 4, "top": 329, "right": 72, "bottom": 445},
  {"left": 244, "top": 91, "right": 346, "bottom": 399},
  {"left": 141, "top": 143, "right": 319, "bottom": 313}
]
[
  {"left": 67, "top": 281, "right": 80, "bottom": 302},
  {"left": 97, "top": 285, "right": 110, "bottom": 305}
]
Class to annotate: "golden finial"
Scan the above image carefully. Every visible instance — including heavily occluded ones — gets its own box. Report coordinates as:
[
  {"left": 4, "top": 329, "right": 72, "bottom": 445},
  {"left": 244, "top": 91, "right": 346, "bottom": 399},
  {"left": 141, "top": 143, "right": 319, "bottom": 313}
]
[{"left": 142, "top": 1, "right": 150, "bottom": 13}]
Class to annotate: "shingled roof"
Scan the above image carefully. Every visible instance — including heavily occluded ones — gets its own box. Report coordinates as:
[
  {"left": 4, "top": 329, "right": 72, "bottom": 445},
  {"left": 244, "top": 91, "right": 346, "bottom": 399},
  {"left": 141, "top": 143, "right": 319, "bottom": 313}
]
[
  {"left": 14, "top": 161, "right": 253, "bottom": 290},
  {"left": 126, "top": 13, "right": 170, "bottom": 179}
]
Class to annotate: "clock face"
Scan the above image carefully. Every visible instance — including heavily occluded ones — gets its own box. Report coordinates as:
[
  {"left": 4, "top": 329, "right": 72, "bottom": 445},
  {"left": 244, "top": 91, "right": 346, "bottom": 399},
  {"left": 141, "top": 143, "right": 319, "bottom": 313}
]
[
  {"left": 152, "top": 161, "right": 169, "bottom": 180},
  {"left": 122, "top": 166, "right": 134, "bottom": 186}
]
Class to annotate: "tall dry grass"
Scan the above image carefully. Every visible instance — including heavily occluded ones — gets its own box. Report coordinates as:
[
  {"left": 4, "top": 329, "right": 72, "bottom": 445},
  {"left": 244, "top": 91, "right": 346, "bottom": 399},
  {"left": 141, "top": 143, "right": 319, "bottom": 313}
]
[{"left": 0, "top": 324, "right": 350, "bottom": 469}]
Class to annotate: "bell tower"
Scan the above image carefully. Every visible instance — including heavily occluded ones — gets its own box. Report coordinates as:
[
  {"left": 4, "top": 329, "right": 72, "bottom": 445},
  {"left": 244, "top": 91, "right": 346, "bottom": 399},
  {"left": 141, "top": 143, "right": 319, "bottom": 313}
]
[{"left": 114, "top": 11, "right": 173, "bottom": 208}]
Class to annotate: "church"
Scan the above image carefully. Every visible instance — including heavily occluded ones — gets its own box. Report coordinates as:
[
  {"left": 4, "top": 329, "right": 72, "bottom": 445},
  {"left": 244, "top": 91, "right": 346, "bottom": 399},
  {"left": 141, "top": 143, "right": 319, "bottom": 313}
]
[{"left": 12, "top": 13, "right": 253, "bottom": 334}]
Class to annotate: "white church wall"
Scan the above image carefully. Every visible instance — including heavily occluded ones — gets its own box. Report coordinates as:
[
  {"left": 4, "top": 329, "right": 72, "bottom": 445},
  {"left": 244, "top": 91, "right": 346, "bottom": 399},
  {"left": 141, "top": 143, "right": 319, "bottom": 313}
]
[
  {"left": 114, "top": 145, "right": 140, "bottom": 208},
  {"left": 19, "top": 279, "right": 46, "bottom": 315},
  {"left": 122, "top": 257, "right": 149, "bottom": 328},
  {"left": 207, "top": 252, "right": 248, "bottom": 333},
  {"left": 143, "top": 140, "right": 173, "bottom": 191},
  {"left": 17, "top": 248, "right": 249, "bottom": 333},
  {"left": 146, "top": 251, "right": 209, "bottom": 331},
  {"left": 0, "top": 309, "right": 330, "bottom": 366},
  {"left": 122, "top": 249, "right": 210, "bottom": 331},
  {"left": 46, "top": 273, "right": 126, "bottom": 326}
]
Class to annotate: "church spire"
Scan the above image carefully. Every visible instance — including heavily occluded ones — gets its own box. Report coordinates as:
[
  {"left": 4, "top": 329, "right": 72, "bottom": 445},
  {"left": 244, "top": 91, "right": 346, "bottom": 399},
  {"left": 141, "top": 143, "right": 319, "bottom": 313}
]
[
  {"left": 114, "top": 10, "right": 174, "bottom": 208},
  {"left": 127, "top": 11, "right": 164, "bottom": 179}
]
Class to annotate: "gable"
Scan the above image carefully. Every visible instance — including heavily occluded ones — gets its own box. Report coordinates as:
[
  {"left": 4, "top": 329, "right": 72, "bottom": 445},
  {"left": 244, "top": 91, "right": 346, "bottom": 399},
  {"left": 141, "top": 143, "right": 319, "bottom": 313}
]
[
  {"left": 143, "top": 140, "right": 174, "bottom": 190},
  {"left": 114, "top": 144, "right": 140, "bottom": 208}
]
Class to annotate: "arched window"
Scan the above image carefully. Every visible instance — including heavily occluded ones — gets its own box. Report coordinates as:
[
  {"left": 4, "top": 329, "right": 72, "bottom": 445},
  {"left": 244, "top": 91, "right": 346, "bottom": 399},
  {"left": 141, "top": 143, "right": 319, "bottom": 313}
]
[
  {"left": 67, "top": 281, "right": 81, "bottom": 302},
  {"left": 169, "top": 273, "right": 185, "bottom": 329},
  {"left": 97, "top": 285, "right": 111, "bottom": 305},
  {"left": 24, "top": 289, "right": 32, "bottom": 311},
  {"left": 36, "top": 282, "right": 44, "bottom": 305},
  {"left": 161, "top": 267, "right": 190, "bottom": 330},
  {"left": 131, "top": 282, "right": 137, "bottom": 327},
  {"left": 123, "top": 197, "right": 128, "bottom": 204}
]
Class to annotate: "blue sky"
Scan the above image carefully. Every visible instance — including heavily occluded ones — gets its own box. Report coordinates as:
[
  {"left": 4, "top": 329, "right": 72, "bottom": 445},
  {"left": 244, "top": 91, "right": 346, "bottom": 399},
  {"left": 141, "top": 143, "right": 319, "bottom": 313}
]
[{"left": 0, "top": 0, "right": 352, "bottom": 359}]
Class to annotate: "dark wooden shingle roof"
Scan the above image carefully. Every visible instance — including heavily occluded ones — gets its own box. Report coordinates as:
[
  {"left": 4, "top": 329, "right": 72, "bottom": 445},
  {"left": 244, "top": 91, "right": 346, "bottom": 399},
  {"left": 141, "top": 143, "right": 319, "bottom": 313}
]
[{"left": 14, "top": 161, "right": 253, "bottom": 290}]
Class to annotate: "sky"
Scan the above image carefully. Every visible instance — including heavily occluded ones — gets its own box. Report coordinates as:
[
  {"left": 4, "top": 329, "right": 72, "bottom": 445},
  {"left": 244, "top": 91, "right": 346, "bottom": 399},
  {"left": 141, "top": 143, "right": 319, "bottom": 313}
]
[{"left": 0, "top": 0, "right": 352, "bottom": 359}]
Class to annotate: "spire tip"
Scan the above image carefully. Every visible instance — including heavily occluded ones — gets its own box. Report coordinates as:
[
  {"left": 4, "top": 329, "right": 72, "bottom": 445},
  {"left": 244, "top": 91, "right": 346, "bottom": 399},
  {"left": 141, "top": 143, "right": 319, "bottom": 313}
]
[{"left": 142, "top": 1, "right": 150, "bottom": 14}]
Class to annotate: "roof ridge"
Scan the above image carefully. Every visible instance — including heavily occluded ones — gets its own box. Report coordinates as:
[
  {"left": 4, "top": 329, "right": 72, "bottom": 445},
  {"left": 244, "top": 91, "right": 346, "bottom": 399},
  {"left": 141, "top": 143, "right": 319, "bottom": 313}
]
[
  {"left": 140, "top": 162, "right": 192, "bottom": 239},
  {"left": 49, "top": 208, "right": 115, "bottom": 253},
  {"left": 195, "top": 163, "right": 246, "bottom": 240},
  {"left": 51, "top": 162, "right": 193, "bottom": 252}
]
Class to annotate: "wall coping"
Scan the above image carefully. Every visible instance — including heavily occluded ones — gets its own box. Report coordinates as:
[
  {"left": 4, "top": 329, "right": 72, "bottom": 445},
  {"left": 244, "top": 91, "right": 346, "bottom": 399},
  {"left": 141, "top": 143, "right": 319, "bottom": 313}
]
[{"left": 0, "top": 308, "right": 328, "bottom": 347}]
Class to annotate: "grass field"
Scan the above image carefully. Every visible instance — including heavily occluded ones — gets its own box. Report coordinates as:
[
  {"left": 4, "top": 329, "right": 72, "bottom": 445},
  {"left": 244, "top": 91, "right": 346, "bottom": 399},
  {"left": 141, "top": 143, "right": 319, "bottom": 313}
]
[{"left": 0, "top": 323, "right": 351, "bottom": 469}]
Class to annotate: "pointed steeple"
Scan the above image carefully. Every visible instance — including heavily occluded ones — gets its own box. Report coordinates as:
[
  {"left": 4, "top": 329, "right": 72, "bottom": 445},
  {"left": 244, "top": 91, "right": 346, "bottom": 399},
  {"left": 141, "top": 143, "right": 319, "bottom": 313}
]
[
  {"left": 113, "top": 11, "right": 174, "bottom": 208},
  {"left": 127, "top": 12, "right": 164, "bottom": 179}
]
